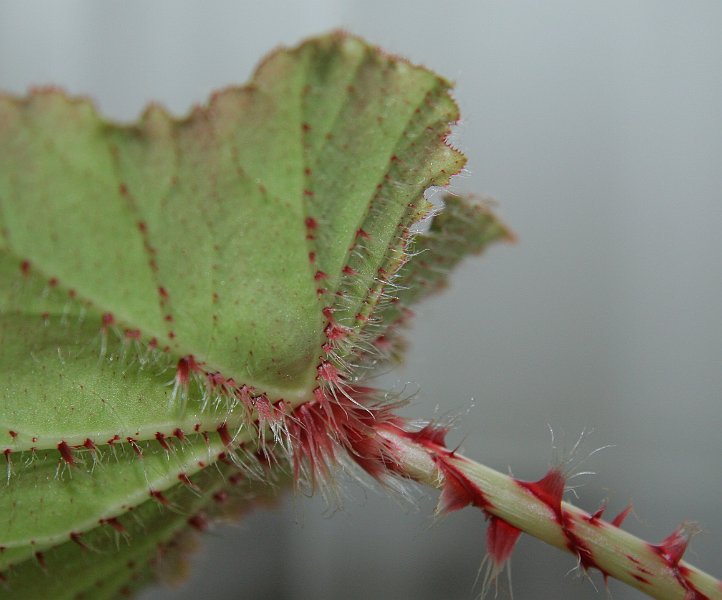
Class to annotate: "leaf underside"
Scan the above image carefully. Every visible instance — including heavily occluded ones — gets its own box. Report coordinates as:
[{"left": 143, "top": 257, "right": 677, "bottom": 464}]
[{"left": 0, "top": 32, "right": 508, "bottom": 596}]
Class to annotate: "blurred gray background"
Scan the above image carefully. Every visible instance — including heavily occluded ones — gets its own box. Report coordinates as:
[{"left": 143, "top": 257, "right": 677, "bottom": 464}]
[{"left": 1, "top": 1, "right": 720, "bottom": 598}]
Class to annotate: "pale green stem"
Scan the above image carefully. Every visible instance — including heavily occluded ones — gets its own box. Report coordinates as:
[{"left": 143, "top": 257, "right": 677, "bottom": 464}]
[{"left": 381, "top": 428, "right": 722, "bottom": 600}]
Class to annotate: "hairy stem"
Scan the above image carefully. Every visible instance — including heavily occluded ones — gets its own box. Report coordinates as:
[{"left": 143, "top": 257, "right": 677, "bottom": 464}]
[{"left": 381, "top": 427, "right": 722, "bottom": 600}]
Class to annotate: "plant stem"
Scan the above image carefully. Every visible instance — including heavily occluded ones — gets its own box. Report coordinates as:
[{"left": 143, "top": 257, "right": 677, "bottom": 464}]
[{"left": 380, "top": 427, "right": 722, "bottom": 600}]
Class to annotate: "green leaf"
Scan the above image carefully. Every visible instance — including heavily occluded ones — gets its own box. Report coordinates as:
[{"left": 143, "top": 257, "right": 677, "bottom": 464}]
[
  {"left": 3, "top": 460, "right": 282, "bottom": 599},
  {"left": 0, "top": 32, "right": 504, "bottom": 593}
]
